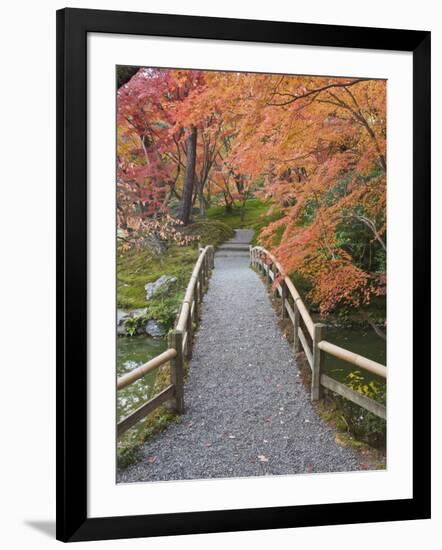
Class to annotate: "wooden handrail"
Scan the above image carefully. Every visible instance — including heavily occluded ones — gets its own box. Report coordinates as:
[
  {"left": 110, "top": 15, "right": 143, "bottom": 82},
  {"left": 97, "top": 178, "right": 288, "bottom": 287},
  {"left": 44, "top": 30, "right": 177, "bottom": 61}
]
[
  {"left": 284, "top": 278, "right": 315, "bottom": 338},
  {"left": 117, "top": 244, "right": 215, "bottom": 435},
  {"left": 176, "top": 245, "right": 213, "bottom": 332},
  {"left": 117, "top": 348, "right": 177, "bottom": 390},
  {"left": 250, "top": 244, "right": 387, "bottom": 417},
  {"left": 318, "top": 340, "right": 387, "bottom": 379},
  {"left": 251, "top": 245, "right": 314, "bottom": 337},
  {"left": 117, "top": 385, "right": 175, "bottom": 436},
  {"left": 321, "top": 374, "right": 386, "bottom": 419}
]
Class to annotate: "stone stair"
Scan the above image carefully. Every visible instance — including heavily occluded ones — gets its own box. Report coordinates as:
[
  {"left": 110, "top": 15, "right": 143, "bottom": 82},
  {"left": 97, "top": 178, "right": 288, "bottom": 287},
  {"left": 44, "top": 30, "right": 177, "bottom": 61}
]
[{"left": 216, "top": 230, "right": 252, "bottom": 258}]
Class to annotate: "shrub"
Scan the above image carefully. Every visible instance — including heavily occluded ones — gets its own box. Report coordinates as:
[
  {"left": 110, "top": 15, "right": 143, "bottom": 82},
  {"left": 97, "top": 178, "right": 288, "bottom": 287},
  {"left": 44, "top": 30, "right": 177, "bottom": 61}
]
[{"left": 332, "top": 371, "right": 386, "bottom": 449}]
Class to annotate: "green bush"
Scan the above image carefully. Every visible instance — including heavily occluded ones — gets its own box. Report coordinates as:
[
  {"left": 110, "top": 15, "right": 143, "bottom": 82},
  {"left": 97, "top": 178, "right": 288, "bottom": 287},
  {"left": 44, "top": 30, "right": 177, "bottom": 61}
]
[
  {"left": 183, "top": 219, "right": 234, "bottom": 248},
  {"left": 332, "top": 371, "right": 386, "bottom": 448},
  {"left": 117, "top": 407, "right": 178, "bottom": 469},
  {"left": 148, "top": 294, "right": 183, "bottom": 331}
]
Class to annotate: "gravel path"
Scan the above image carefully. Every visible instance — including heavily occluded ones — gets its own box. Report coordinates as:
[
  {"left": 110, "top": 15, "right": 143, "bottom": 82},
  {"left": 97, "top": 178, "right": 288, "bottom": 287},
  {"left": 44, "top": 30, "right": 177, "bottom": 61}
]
[{"left": 118, "top": 230, "right": 360, "bottom": 482}]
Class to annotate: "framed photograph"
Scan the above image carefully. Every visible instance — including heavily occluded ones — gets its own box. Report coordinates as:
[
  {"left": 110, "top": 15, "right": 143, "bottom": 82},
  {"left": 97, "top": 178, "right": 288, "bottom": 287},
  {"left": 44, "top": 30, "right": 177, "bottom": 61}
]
[{"left": 57, "top": 8, "right": 431, "bottom": 542}]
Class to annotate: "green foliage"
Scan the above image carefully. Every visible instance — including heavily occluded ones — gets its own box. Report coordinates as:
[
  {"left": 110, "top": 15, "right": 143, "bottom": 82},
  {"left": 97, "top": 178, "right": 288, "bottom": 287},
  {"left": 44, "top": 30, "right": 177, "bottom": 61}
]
[
  {"left": 208, "top": 198, "right": 272, "bottom": 228},
  {"left": 250, "top": 211, "right": 284, "bottom": 245},
  {"left": 323, "top": 174, "right": 352, "bottom": 206},
  {"left": 289, "top": 271, "right": 313, "bottom": 297},
  {"left": 117, "top": 407, "right": 178, "bottom": 469},
  {"left": 124, "top": 315, "right": 146, "bottom": 336},
  {"left": 117, "top": 244, "right": 197, "bottom": 309},
  {"left": 297, "top": 198, "right": 318, "bottom": 226},
  {"left": 148, "top": 294, "right": 183, "bottom": 331},
  {"left": 207, "top": 198, "right": 283, "bottom": 244},
  {"left": 117, "top": 219, "right": 234, "bottom": 311},
  {"left": 335, "top": 216, "right": 386, "bottom": 274},
  {"left": 332, "top": 370, "right": 386, "bottom": 448},
  {"left": 183, "top": 219, "right": 234, "bottom": 248},
  {"left": 117, "top": 441, "right": 143, "bottom": 469}
]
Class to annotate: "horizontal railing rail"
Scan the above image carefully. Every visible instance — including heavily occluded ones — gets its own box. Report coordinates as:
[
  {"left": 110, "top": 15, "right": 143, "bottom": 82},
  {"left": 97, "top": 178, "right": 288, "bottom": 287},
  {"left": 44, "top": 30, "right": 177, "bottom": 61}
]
[
  {"left": 117, "top": 348, "right": 177, "bottom": 390},
  {"left": 317, "top": 340, "right": 386, "bottom": 379},
  {"left": 117, "top": 245, "right": 215, "bottom": 436},
  {"left": 250, "top": 245, "right": 386, "bottom": 419}
]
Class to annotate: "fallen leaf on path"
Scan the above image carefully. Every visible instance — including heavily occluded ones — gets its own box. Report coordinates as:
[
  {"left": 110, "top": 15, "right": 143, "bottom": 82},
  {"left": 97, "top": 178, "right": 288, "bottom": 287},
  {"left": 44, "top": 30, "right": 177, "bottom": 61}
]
[{"left": 147, "top": 456, "right": 157, "bottom": 464}]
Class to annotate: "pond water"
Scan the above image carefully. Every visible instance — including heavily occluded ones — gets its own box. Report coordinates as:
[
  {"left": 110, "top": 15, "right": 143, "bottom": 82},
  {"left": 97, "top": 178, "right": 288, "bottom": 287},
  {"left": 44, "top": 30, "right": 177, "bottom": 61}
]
[
  {"left": 117, "top": 335, "right": 167, "bottom": 422},
  {"left": 116, "top": 326, "right": 386, "bottom": 422},
  {"left": 323, "top": 327, "right": 386, "bottom": 384}
]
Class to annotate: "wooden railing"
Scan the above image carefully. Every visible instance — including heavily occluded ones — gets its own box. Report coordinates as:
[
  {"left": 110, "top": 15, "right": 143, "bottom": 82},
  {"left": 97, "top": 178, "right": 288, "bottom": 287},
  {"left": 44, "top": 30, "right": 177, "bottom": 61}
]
[
  {"left": 250, "top": 246, "right": 387, "bottom": 420},
  {"left": 117, "top": 245, "right": 215, "bottom": 437}
]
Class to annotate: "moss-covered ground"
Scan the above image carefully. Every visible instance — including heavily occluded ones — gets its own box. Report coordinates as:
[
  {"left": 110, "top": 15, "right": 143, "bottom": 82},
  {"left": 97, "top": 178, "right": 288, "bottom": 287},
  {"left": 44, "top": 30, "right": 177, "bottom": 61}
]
[
  {"left": 206, "top": 198, "right": 283, "bottom": 245},
  {"left": 117, "top": 219, "right": 234, "bottom": 329}
]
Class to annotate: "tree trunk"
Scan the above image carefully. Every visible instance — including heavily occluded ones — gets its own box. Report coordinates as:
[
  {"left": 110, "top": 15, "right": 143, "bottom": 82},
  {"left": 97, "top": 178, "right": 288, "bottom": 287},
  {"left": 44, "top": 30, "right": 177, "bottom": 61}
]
[
  {"left": 196, "top": 177, "right": 209, "bottom": 219},
  {"left": 178, "top": 126, "right": 197, "bottom": 225},
  {"left": 240, "top": 199, "right": 246, "bottom": 223}
]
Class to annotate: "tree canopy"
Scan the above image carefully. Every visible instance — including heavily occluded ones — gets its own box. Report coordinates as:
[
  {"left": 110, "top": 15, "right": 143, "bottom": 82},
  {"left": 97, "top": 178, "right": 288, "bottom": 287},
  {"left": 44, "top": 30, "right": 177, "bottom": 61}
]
[{"left": 117, "top": 67, "right": 386, "bottom": 317}]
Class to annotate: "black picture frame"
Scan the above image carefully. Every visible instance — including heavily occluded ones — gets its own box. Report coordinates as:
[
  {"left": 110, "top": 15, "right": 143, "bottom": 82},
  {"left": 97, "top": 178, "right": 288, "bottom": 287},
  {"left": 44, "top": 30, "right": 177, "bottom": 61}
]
[{"left": 56, "top": 7, "right": 431, "bottom": 542}]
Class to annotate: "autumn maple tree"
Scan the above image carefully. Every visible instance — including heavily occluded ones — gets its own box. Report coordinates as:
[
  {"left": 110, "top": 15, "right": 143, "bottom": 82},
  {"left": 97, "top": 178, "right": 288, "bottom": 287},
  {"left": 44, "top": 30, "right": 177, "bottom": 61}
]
[{"left": 117, "top": 66, "right": 386, "bottom": 320}]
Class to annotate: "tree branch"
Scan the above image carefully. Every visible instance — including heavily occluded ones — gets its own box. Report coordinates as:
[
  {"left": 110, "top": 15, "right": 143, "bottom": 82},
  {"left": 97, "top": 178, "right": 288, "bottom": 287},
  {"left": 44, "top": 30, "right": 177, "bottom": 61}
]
[{"left": 266, "top": 78, "right": 370, "bottom": 107}]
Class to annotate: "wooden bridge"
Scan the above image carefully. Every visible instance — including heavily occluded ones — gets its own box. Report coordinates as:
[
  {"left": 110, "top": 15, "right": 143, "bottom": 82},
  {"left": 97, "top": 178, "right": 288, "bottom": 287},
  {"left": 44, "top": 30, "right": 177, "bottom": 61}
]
[{"left": 117, "top": 233, "right": 386, "bottom": 440}]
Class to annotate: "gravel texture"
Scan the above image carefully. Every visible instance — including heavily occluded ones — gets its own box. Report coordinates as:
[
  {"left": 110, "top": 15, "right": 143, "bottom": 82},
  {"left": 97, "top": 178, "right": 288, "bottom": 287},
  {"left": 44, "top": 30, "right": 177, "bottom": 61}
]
[{"left": 117, "top": 230, "right": 360, "bottom": 483}]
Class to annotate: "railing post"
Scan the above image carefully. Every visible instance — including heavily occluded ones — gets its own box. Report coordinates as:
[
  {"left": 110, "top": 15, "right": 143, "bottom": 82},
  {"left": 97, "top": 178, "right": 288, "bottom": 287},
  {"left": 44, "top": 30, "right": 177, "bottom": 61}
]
[
  {"left": 311, "top": 323, "right": 326, "bottom": 401},
  {"left": 204, "top": 250, "right": 208, "bottom": 283},
  {"left": 273, "top": 268, "right": 279, "bottom": 298},
  {"left": 168, "top": 329, "right": 184, "bottom": 414},
  {"left": 206, "top": 251, "right": 210, "bottom": 282},
  {"left": 281, "top": 280, "right": 287, "bottom": 319},
  {"left": 201, "top": 252, "right": 207, "bottom": 289},
  {"left": 293, "top": 300, "right": 300, "bottom": 354},
  {"left": 186, "top": 302, "right": 193, "bottom": 359},
  {"left": 266, "top": 259, "right": 271, "bottom": 285},
  {"left": 192, "top": 283, "right": 198, "bottom": 323},
  {"left": 197, "top": 267, "right": 203, "bottom": 306},
  {"left": 205, "top": 250, "right": 210, "bottom": 282}
]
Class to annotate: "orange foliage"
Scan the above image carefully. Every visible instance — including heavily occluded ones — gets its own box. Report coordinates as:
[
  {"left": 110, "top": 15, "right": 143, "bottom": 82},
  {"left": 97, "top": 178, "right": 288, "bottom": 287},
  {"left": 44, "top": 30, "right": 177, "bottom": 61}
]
[{"left": 117, "top": 68, "right": 386, "bottom": 314}]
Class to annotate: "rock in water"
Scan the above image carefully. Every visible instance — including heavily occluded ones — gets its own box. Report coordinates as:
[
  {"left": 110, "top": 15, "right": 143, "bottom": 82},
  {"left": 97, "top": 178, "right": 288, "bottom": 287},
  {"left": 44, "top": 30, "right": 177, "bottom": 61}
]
[
  {"left": 117, "top": 310, "right": 129, "bottom": 324},
  {"left": 145, "top": 320, "right": 165, "bottom": 338},
  {"left": 117, "top": 310, "right": 129, "bottom": 335},
  {"left": 144, "top": 275, "right": 177, "bottom": 300}
]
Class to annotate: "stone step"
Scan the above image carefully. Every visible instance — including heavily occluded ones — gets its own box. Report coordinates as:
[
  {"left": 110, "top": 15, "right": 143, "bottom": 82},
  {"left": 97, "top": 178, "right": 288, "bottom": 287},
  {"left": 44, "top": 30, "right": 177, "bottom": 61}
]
[
  {"left": 218, "top": 244, "right": 250, "bottom": 251},
  {"left": 216, "top": 249, "right": 250, "bottom": 257},
  {"left": 216, "top": 254, "right": 250, "bottom": 258},
  {"left": 215, "top": 250, "right": 250, "bottom": 255}
]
